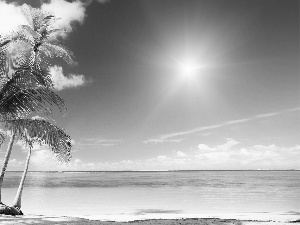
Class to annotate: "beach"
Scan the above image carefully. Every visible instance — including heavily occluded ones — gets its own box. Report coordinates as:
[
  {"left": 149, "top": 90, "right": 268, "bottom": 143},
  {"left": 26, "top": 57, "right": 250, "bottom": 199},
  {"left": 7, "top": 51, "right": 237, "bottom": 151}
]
[{"left": 1, "top": 215, "right": 299, "bottom": 225}]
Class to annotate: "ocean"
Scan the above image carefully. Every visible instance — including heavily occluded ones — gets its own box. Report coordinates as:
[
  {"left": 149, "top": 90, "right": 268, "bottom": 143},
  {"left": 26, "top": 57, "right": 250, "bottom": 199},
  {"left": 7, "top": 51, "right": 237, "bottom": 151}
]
[{"left": 1, "top": 171, "right": 300, "bottom": 221}]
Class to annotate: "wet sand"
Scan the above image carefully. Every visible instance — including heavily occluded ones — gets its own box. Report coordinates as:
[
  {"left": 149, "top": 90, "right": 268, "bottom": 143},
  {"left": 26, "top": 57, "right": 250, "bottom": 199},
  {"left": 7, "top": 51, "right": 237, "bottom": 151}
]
[{"left": 0, "top": 215, "right": 299, "bottom": 225}]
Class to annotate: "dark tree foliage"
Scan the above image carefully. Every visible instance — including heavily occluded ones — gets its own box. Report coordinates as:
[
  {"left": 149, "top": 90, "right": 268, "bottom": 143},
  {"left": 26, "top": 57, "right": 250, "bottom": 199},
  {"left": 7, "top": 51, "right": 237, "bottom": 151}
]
[{"left": 5, "top": 119, "right": 72, "bottom": 163}]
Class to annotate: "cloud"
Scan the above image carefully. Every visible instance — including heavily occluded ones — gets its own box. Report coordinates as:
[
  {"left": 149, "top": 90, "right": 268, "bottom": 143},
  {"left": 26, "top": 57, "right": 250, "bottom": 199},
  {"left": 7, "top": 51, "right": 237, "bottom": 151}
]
[
  {"left": 15, "top": 140, "right": 46, "bottom": 152},
  {"left": 0, "top": 1, "right": 85, "bottom": 38},
  {"left": 5, "top": 140, "right": 300, "bottom": 171},
  {"left": 0, "top": 2, "right": 25, "bottom": 35},
  {"left": 157, "top": 155, "right": 167, "bottom": 161},
  {"left": 197, "top": 138, "right": 238, "bottom": 152},
  {"left": 41, "top": 0, "right": 86, "bottom": 38},
  {"left": 74, "top": 159, "right": 82, "bottom": 163},
  {"left": 238, "top": 144, "right": 300, "bottom": 166},
  {"left": 224, "top": 118, "right": 251, "bottom": 125},
  {"left": 29, "top": 149, "right": 76, "bottom": 170},
  {"left": 194, "top": 139, "right": 300, "bottom": 169},
  {"left": 30, "top": 149, "right": 53, "bottom": 165},
  {"left": 0, "top": 0, "right": 110, "bottom": 38},
  {"left": 144, "top": 108, "right": 300, "bottom": 143},
  {"left": 176, "top": 151, "right": 187, "bottom": 157},
  {"left": 216, "top": 138, "right": 239, "bottom": 151},
  {"left": 49, "top": 65, "right": 88, "bottom": 91},
  {"left": 196, "top": 138, "right": 238, "bottom": 162},
  {"left": 143, "top": 138, "right": 184, "bottom": 144},
  {"left": 6, "top": 158, "right": 25, "bottom": 168},
  {"left": 78, "top": 137, "right": 123, "bottom": 148},
  {"left": 197, "top": 144, "right": 215, "bottom": 151}
]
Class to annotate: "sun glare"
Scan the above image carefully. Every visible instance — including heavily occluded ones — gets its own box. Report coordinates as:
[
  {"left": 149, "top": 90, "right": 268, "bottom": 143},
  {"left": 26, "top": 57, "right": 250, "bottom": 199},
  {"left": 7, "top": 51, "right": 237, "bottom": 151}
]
[
  {"left": 179, "top": 60, "right": 198, "bottom": 78},
  {"left": 180, "top": 62, "right": 196, "bottom": 74}
]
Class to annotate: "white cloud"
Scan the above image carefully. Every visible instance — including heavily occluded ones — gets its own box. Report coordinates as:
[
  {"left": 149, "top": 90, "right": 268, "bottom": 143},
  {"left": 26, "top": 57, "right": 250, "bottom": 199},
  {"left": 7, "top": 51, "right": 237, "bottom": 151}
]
[
  {"left": 41, "top": 0, "right": 86, "bottom": 38},
  {"left": 16, "top": 140, "right": 47, "bottom": 152},
  {"left": 0, "top": 1, "right": 85, "bottom": 38},
  {"left": 157, "top": 155, "right": 167, "bottom": 161},
  {"left": 144, "top": 108, "right": 300, "bottom": 142},
  {"left": 0, "top": 2, "right": 26, "bottom": 35},
  {"left": 224, "top": 118, "right": 251, "bottom": 125},
  {"left": 5, "top": 137, "right": 300, "bottom": 171},
  {"left": 143, "top": 138, "right": 184, "bottom": 144},
  {"left": 195, "top": 151, "right": 231, "bottom": 162},
  {"left": 74, "top": 159, "right": 82, "bottom": 163},
  {"left": 0, "top": 0, "right": 110, "bottom": 38},
  {"left": 196, "top": 139, "right": 237, "bottom": 161},
  {"left": 49, "top": 65, "right": 87, "bottom": 91},
  {"left": 29, "top": 149, "right": 73, "bottom": 170},
  {"left": 195, "top": 139, "right": 300, "bottom": 169},
  {"left": 217, "top": 138, "right": 239, "bottom": 151},
  {"left": 238, "top": 144, "right": 300, "bottom": 165},
  {"left": 176, "top": 151, "right": 187, "bottom": 157},
  {"left": 198, "top": 144, "right": 215, "bottom": 151},
  {"left": 78, "top": 137, "right": 123, "bottom": 148},
  {"left": 30, "top": 149, "right": 51, "bottom": 165},
  {"left": 255, "top": 112, "right": 280, "bottom": 118}
]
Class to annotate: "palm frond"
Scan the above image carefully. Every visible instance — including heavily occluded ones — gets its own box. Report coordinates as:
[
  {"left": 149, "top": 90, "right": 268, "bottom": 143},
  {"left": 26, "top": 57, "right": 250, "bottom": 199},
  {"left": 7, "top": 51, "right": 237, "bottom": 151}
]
[
  {"left": 3, "top": 5, "right": 75, "bottom": 71},
  {"left": 0, "top": 39, "right": 11, "bottom": 51},
  {"left": 20, "top": 4, "right": 43, "bottom": 32},
  {"left": 0, "top": 71, "right": 67, "bottom": 120},
  {"left": 5, "top": 119, "right": 72, "bottom": 163},
  {"left": 47, "top": 28, "right": 66, "bottom": 37},
  {"left": 40, "top": 43, "right": 76, "bottom": 66},
  {"left": 10, "top": 30, "right": 34, "bottom": 47},
  {"left": 0, "top": 52, "right": 9, "bottom": 90},
  {"left": 14, "top": 64, "right": 54, "bottom": 89}
]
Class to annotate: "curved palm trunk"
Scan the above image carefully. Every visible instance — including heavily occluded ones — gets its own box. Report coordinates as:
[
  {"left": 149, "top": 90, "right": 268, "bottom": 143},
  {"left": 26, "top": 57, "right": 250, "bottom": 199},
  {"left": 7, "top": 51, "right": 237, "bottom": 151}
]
[
  {"left": 0, "top": 131, "right": 16, "bottom": 203},
  {"left": 13, "top": 146, "right": 32, "bottom": 209}
]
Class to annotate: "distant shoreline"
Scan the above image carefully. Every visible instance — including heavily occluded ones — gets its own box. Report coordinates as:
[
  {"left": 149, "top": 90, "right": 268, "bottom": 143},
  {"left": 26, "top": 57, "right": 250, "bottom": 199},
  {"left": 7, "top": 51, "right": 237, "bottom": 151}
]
[
  {"left": 0, "top": 215, "right": 299, "bottom": 225},
  {"left": 6, "top": 169, "right": 300, "bottom": 173}
]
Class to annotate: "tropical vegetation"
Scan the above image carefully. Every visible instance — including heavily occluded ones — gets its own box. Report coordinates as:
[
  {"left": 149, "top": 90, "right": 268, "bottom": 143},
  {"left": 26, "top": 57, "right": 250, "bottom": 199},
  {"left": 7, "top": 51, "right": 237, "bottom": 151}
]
[{"left": 0, "top": 4, "right": 74, "bottom": 215}]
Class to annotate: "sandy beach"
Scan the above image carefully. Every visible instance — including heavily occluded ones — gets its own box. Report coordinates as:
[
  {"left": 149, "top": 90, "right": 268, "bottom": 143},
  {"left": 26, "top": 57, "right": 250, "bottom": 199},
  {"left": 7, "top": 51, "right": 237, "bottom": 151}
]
[{"left": 0, "top": 215, "right": 299, "bottom": 225}]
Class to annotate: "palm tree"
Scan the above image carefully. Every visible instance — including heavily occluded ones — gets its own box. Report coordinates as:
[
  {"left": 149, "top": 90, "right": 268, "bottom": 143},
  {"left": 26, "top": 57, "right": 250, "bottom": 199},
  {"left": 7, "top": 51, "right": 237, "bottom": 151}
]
[
  {"left": 0, "top": 4, "right": 75, "bottom": 214},
  {"left": 0, "top": 39, "right": 67, "bottom": 206},
  {"left": 0, "top": 67, "right": 67, "bottom": 120},
  {"left": 8, "top": 4, "right": 76, "bottom": 73},
  {"left": 0, "top": 71, "right": 69, "bottom": 209},
  {"left": 6, "top": 118, "right": 72, "bottom": 213},
  {"left": 0, "top": 57, "right": 68, "bottom": 202},
  {"left": 0, "top": 118, "right": 71, "bottom": 215}
]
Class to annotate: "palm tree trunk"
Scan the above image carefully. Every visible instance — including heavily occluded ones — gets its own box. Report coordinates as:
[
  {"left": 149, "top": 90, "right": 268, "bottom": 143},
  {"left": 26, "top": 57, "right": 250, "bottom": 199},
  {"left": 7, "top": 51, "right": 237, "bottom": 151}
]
[
  {"left": 0, "top": 131, "right": 16, "bottom": 203},
  {"left": 13, "top": 146, "right": 31, "bottom": 209}
]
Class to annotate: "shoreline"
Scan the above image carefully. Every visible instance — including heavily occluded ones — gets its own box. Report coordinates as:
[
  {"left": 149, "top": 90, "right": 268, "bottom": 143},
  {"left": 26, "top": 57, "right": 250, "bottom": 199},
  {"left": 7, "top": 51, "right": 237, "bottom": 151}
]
[{"left": 0, "top": 214, "right": 299, "bottom": 225}]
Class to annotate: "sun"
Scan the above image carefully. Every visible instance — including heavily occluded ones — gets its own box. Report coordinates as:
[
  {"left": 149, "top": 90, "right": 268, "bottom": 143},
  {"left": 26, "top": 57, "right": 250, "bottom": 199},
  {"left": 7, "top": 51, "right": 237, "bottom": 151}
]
[
  {"left": 179, "top": 60, "right": 198, "bottom": 78},
  {"left": 180, "top": 62, "right": 196, "bottom": 74}
]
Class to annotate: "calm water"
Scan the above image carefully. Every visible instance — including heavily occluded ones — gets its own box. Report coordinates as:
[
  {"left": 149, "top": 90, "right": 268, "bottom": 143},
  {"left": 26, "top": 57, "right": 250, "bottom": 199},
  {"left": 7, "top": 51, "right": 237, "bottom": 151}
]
[{"left": 1, "top": 171, "right": 300, "bottom": 221}]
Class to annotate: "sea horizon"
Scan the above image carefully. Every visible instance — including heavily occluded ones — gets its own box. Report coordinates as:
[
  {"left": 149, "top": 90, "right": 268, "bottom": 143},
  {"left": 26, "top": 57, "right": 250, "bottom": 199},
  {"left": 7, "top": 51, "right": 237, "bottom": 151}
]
[{"left": 6, "top": 169, "right": 300, "bottom": 173}]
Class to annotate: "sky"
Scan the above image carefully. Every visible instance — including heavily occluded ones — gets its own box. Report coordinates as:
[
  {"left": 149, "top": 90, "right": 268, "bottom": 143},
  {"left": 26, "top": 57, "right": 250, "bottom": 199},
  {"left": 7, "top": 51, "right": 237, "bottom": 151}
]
[{"left": 0, "top": 0, "right": 299, "bottom": 171}]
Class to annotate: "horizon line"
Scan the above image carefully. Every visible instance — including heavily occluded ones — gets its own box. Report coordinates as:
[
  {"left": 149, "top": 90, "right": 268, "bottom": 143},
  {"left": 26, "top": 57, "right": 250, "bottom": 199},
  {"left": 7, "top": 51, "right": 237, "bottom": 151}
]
[{"left": 6, "top": 169, "right": 300, "bottom": 172}]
